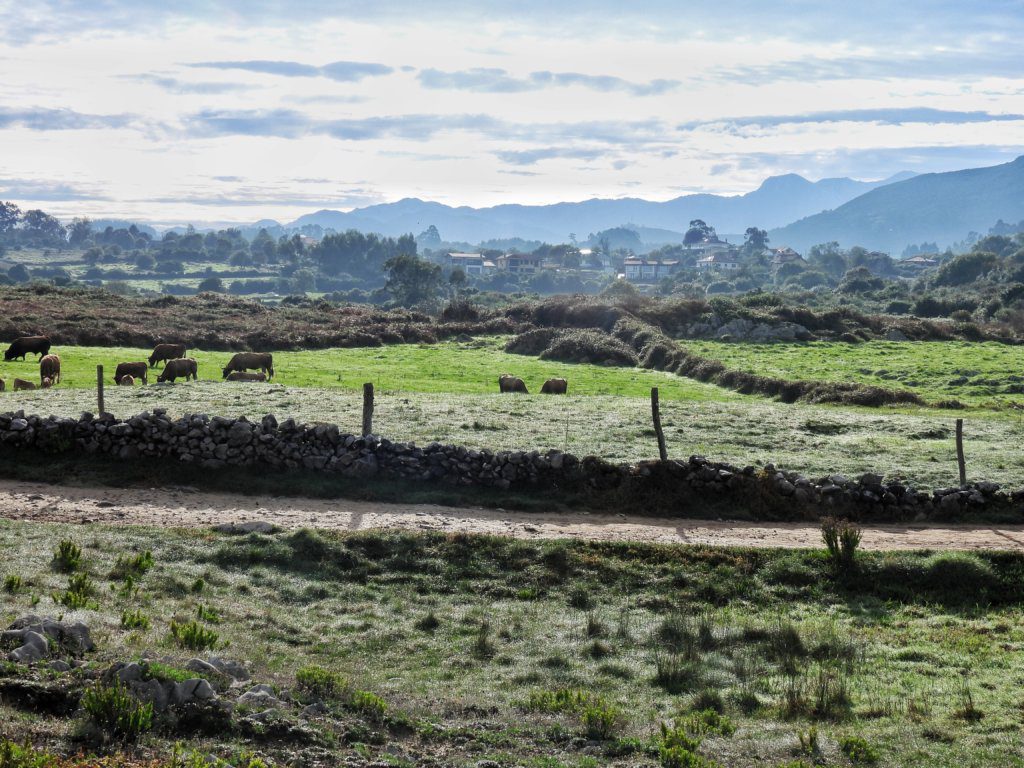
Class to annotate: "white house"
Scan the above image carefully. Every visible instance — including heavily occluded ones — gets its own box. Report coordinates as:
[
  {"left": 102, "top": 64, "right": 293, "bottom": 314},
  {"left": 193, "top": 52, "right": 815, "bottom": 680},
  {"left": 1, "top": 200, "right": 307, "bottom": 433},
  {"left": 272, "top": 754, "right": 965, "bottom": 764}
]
[
  {"left": 695, "top": 252, "right": 741, "bottom": 271},
  {"left": 623, "top": 258, "right": 679, "bottom": 282}
]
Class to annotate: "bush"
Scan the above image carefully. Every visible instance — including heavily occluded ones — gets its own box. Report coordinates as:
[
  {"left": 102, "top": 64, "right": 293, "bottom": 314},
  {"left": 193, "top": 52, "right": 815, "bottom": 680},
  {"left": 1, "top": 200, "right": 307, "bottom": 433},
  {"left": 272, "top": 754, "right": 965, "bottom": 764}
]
[
  {"left": 580, "top": 698, "right": 621, "bottom": 740},
  {"left": 535, "top": 329, "right": 639, "bottom": 366},
  {"left": 82, "top": 681, "right": 154, "bottom": 741},
  {"left": 349, "top": 690, "right": 387, "bottom": 721},
  {"left": 3, "top": 574, "right": 24, "bottom": 594},
  {"left": 0, "top": 739, "right": 56, "bottom": 768},
  {"left": 109, "top": 550, "right": 154, "bottom": 580},
  {"left": 53, "top": 539, "right": 82, "bottom": 573},
  {"left": 53, "top": 573, "right": 96, "bottom": 609},
  {"left": 296, "top": 665, "right": 349, "bottom": 700},
  {"left": 169, "top": 619, "right": 220, "bottom": 651},
  {"left": 821, "top": 518, "right": 861, "bottom": 572},
  {"left": 120, "top": 609, "right": 150, "bottom": 630},
  {"left": 840, "top": 735, "right": 880, "bottom": 764}
]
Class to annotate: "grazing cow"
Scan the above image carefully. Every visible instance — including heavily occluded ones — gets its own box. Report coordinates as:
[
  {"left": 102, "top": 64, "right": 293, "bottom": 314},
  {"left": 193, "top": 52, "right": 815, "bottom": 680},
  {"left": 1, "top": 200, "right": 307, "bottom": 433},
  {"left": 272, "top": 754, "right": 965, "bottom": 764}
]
[
  {"left": 148, "top": 343, "right": 187, "bottom": 368},
  {"left": 222, "top": 352, "right": 274, "bottom": 380},
  {"left": 118, "top": 375, "right": 135, "bottom": 386},
  {"left": 226, "top": 371, "right": 267, "bottom": 382},
  {"left": 498, "top": 373, "right": 528, "bottom": 394},
  {"left": 4, "top": 336, "right": 51, "bottom": 362},
  {"left": 13, "top": 378, "right": 35, "bottom": 391},
  {"left": 115, "top": 361, "right": 148, "bottom": 385},
  {"left": 157, "top": 357, "right": 198, "bottom": 383},
  {"left": 41, "top": 377, "right": 52, "bottom": 389},
  {"left": 39, "top": 354, "right": 61, "bottom": 386},
  {"left": 540, "top": 377, "right": 568, "bottom": 394}
]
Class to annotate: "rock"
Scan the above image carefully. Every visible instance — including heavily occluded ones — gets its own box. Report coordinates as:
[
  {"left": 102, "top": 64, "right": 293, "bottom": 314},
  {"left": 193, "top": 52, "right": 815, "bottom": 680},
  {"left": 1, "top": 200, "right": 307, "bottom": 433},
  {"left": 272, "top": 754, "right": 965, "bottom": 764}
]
[
  {"left": 207, "top": 656, "right": 250, "bottom": 681},
  {"left": 238, "top": 683, "right": 284, "bottom": 711},
  {"left": 885, "top": 328, "right": 909, "bottom": 342},
  {"left": 6, "top": 630, "right": 48, "bottom": 663}
]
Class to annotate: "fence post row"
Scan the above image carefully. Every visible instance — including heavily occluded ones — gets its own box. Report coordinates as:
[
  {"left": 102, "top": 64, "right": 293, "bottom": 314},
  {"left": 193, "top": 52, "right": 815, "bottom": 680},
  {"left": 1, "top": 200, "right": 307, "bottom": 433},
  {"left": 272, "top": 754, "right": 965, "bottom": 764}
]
[
  {"left": 96, "top": 364, "right": 105, "bottom": 416},
  {"left": 362, "top": 382, "right": 374, "bottom": 436},
  {"left": 955, "top": 418, "right": 966, "bottom": 486}
]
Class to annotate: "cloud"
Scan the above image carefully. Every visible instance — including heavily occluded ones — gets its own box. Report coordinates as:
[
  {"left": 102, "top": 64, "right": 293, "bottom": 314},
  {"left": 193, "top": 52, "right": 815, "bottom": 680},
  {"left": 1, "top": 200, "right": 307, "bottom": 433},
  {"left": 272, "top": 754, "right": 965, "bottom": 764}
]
[
  {"left": 0, "top": 107, "right": 135, "bottom": 130},
  {"left": 188, "top": 59, "right": 393, "bottom": 82},
  {"left": 495, "top": 147, "right": 608, "bottom": 165},
  {"left": 679, "top": 108, "right": 1024, "bottom": 132},
  {"left": 124, "top": 74, "right": 252, "bottom": 94},
  {"left": 704, "top": 49, "right": 1024, "bottom": 85},
  {"left": 418, "top": 67, "right": 679, "bottom": 95},
  {"left": 0, "top": 178, "right": 111, "bottom": 201}
]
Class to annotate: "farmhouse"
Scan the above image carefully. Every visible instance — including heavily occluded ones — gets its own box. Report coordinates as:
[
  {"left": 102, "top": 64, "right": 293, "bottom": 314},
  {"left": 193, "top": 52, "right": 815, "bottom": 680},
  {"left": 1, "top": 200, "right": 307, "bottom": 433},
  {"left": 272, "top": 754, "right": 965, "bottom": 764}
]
[
  {"left": 445, "top": 252, "right": 497, "bottom": 275},
  {"left": 496, "top": 254, "right": 542, "bottom": 275},
  {"left": 901, "top": 254, "right": 939, "bottom": 270},
  {"left": 623, "top": 258, "right": 680, "bottom": 282},
  {"left": 695, "top": 252, "right": 741, "bottom": 271},
  {"left": 771, "top": 247, "right": 805, "bottom": 268}
]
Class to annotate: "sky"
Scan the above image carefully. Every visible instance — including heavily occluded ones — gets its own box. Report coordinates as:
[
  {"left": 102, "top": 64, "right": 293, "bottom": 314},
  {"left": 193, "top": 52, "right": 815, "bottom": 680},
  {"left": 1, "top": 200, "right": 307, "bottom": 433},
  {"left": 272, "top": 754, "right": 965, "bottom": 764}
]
[{"left": 2, "top": 0, "right": 1024, "bottom": 226}]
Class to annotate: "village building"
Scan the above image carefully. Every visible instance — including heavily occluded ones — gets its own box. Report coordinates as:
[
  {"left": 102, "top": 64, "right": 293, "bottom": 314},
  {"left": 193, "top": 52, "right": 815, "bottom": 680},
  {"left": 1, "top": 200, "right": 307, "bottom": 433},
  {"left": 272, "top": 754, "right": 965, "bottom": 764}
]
[
  {"left": 695, "top": 252, "right": 741, "bottom": 271},
  {"left": 623, "top": 257, "right": 680, "bottom": 282}
]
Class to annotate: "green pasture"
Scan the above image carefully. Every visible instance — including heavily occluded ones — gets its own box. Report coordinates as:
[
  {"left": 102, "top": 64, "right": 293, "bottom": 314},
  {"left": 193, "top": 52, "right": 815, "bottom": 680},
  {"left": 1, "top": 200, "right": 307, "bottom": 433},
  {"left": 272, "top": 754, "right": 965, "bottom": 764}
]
[
  {"left": 0, "top": 338, "right": 737, "bottom": 400},
  {"left": 686, "top": 340, "right": 1024, "bottom": 407}
]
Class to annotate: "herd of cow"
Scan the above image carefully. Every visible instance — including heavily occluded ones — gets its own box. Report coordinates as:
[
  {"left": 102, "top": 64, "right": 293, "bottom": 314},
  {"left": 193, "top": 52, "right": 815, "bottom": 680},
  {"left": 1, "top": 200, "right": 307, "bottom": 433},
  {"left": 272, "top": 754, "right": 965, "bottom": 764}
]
[
  {"left": 0, "top": 335, "right": 565, "bottom": 396},
  {"left": 0, "top": 336, "right": 276, "bottom": 390}
]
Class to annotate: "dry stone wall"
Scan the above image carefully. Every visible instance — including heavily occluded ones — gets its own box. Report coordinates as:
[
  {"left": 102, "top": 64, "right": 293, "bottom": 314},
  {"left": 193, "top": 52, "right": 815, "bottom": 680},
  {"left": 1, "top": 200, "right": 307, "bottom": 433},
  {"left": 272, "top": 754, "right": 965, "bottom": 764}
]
[{"left": 1, "top": 409, "right": 1021, "bottom": 522}]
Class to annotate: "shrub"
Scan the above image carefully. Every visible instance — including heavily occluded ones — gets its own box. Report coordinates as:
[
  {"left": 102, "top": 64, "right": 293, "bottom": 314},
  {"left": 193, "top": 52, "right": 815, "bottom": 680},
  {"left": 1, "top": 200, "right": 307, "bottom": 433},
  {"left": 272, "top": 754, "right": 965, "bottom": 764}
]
[
  {"left": 53, "top": 539, "right": 82, "bottom": 573},
  {"left": 821, "top": 517, "right": 861, "bottom": 572},
  {"left": 349, "top": 690, "right": 387, "bottom": 721},
  {"left": 840, "top": 735, "right": 880, "bottom": 764},
  {"left": 109, "top": 551, "right": 154, "bottom": 580},
  {"left": 120, "top": 609, "right": 150, "bottom": 630},
  {"left": 539, "top": 329, "right": 639, "bottom": 367},
  {"left": 196, "top": 604, "right": 221, "bottom": 624},
  {"left": 0, "top": 739, "right": 55, "bottom": 768},
  {"left": 653, "top": 650, "right": 701, "bottom": 694},
  {"left": 81, "top": 681, "right": 154, "bottom": 741},
  {"left": 415, "top": 611, "right": 440, "bottom": 632},
  {"left": 169, "top": 619, "right": 220, "bottom": 651},
  {"left": 296, "top": 665, "right": 349, "bottom": 700},
  {"left": 580, "top": 698, "right": 621, "bottom": 740},
  {"left": 54, "top": 573, "right": 96, "bottom": 609},
  {"left": 524, "top": 688, "right": 591, "bottom": 713},
  {"left": 682, "top": 708, "right": 735, "bottom": 737},
  {"left": 3, "top": 574, "right": 24, "bottom": 594}
]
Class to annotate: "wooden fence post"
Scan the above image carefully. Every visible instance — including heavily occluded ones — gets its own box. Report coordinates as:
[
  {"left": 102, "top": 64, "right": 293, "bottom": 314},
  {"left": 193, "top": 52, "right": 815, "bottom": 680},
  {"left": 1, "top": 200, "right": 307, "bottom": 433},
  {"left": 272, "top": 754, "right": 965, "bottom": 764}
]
[
  {"left": 362, "top": 382, "right": 374, "bottom": 436},
  {"left": 955, "top": 418, "right": 966, "bottom": 486},
  {"left": 96, "top": 365, "right": 105, "bottom": 415},
  {"left": 651, "top": 387, "right": 668, "bottom": 462}
]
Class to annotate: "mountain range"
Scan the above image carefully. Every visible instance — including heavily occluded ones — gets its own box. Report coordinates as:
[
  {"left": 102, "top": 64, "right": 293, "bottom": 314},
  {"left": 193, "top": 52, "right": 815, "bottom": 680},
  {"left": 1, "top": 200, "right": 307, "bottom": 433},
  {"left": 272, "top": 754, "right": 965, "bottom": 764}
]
[
  {"left": 284, "top": 172, "right": 916, "bottom": 244},
  {"left": 770, "top": 156, "right": 1024, "bottom": 253}
]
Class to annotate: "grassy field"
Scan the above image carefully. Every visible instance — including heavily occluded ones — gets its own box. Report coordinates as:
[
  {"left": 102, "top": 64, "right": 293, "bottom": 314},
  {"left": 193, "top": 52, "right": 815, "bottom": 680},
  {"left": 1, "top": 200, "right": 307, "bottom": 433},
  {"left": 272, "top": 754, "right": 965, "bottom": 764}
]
[
  {"left": 2, "top": 522, "right": 1023, "bottom": 767},
  {"left": 685, "top": 340, "right": 1024, "bottom": 407},
  {"left": 4, "top": 340, "right": 1024, "bottom": 488}
]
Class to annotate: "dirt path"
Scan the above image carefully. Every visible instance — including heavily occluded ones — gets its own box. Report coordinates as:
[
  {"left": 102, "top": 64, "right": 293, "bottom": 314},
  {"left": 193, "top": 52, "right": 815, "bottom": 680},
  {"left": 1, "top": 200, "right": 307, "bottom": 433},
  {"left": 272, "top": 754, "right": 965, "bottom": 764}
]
[{"left": 0, "top": 478, "right": 1023, "bottom": 551}]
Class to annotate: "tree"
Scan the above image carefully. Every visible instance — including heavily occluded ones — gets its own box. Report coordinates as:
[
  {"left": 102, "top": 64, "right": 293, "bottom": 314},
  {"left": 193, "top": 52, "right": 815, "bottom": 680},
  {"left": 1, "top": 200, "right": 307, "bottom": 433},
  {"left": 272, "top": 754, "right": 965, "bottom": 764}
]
[
  {"left": 0, "top": 201, "right": 20, "bottom": 235},
  {"left": 384, "top": 254, "right": 443, "bottom": 307},
  {"left": 197, "top": 276, "right": 224, "bottom": 292},
  {"left": 684, "top": 219, "right": 715, "bottom": 246},
  {"left": 21, "top": 210, "right": 65, "bottom": 244},
  {"left": 743, "top": 227, "right": 769, "bottom": 253},
  {"left": 134, "top": 252, "right": 156, "bottom": 270},
  {"left": 808, "top": 242, "right": 847, "bottom": 279},
  {"left": 294, "top": 268, "right": 317, "bottom": 293},
  {"left": 449, "top": 268, "right": 466, "bottom": 296},
  {"left": 66, "top": 218, "right": 93, "bottom": 247},
  {"left": 416, "top": 225, "right": 442, "bottom": 249}
]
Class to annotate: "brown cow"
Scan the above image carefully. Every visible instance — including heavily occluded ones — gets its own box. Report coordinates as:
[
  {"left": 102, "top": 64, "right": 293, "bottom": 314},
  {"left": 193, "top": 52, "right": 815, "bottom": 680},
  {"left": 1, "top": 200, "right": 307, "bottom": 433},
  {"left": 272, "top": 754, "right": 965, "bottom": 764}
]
[
  {"left": 39, "top": 354, "right": 60, "bottom": 386},
  {"left": 115, "top": 361, "right": 148, "bottom": 385},
  {"left": 157, "top": 357, "right": 198, "bottom": 383},
  {"left": 118, "top": 375, "right": 135, "bottom": 386},
  {"left": 540, "top": 378, "right": 568, "bottom": 394},
  {"left": 226, "top": 371, "right": 267, "bottom": 382},
  {"left": 148, "top": 343, "right": 187, "bottom": 368},
  {"left": 4, "top": 336, "right": 51, "bottom": 362},
  {"left": 13, "top": 378, "right": 36, "bottom": 391},
  {"left": 498, "top": 373, "right": 528, "bottom": 394},
  {"left": 222, "top": 352, "right": 274, "bottom": 379}
]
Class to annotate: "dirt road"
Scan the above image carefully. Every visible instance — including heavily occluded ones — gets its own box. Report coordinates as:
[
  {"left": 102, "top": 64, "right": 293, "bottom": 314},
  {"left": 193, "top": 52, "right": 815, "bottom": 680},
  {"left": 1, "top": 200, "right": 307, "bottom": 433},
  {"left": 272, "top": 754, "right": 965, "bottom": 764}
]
[{"left": 1, "top": 479, "right": 1023, "bottom": 550}]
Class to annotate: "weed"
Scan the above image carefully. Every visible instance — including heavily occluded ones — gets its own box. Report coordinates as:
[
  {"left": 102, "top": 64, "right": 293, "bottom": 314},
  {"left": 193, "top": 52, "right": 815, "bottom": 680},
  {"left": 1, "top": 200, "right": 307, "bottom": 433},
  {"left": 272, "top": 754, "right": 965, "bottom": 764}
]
[
  {"left": 120, "top": 609, "right": 150, "bottom": 630},
  {"left": 840, "top": 735, "right": 880, "bottom": 764},
  {"left": 169, "top": 619, "right": 220, "bottom": 651},
  {"left": 585, "top": 611, "right": 607, "bottom": 639},
  {"left": 81, "top": 681, "right": 154, "bottom": 741},
  {"left": 53, "top": 539, "right": 82, "bottom": 573},
  {"left": 524, "top": 688, "right": 591, "bottom": 714},
  {"left": 190, "top": 577, "right": 206, "bottom": 594},
  {"left": 796, "top": 725, "right": 820, "bottom": 759},
  {"left": 472, "top": 620, "right": 495, "bottom": 660},
  {"left": 690, "top": 690, "right": 726, "bottom": 715},
  {"left": 653, "top": 650, "right": 701, "bottom": 694},
  {"left": 956, "top": 671, "right": 983, "bottom": 721},
  {"left": 580, "top": 698, "right": 621, "bottom": 740},
  {"left": 415, "top": 610, "right": 440, "bottom": 632},
  {"left": 0, "top": 739, "right": 54, "bottom": 768},
  {"left": 682, "top": 708, "right": 736, "bottom": 738},
  {"left": 3, "top": 574, "right": 24, "bottom": 594},
  {"left": 567, "top": 586, "right": 593, "bottom": 610}
]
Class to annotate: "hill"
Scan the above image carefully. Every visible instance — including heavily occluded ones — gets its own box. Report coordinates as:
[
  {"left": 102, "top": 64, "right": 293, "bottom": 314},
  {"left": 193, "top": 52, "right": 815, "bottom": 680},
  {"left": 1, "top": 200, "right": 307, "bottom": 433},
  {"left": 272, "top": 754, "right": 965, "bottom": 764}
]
[
  {"left": 770, "top": 156, "right": 1024, "bottom": 252},
  {"left": 287, "top": 172, "right": 910, "bottom": 243}
]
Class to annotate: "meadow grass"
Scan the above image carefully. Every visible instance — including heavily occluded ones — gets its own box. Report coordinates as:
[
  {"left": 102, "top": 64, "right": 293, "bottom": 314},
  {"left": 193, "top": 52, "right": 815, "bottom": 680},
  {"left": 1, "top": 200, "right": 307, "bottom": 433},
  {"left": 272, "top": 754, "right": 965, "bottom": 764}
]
[
  {"left": 685, "top": 340, "right": 1024, "bottom": 407},
  {"left": 2, "top": 521, "right": 1024, "bottom": 766}
]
